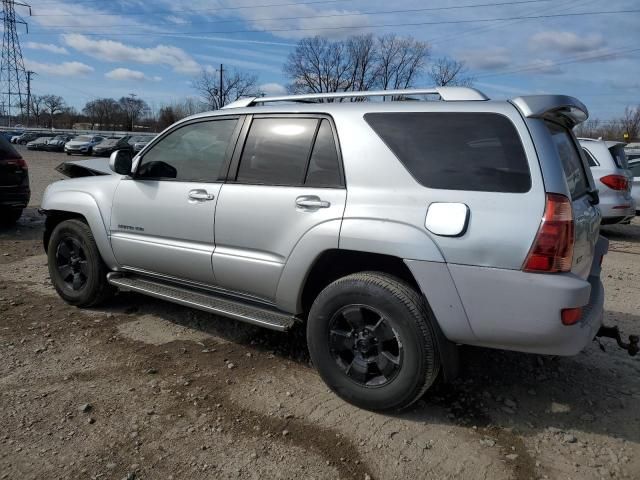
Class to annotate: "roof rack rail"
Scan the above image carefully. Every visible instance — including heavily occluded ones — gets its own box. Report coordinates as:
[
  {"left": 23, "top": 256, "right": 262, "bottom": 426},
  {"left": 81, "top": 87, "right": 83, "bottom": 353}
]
[{"left": 221, "top": 87, "right": 489, "bottom": 109}]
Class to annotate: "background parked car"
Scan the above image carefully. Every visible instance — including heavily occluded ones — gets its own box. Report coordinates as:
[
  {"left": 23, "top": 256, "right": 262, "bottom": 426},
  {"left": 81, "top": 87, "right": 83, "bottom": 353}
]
[
  {"left": 64, "top": 135, "right": 104, "bottom": 155},
  {"left": 92, "top": 136, "right": 134, "bottom": 157},
  {"left": 45, "top": 135, "right": 73, "bottom": 152},
  {"left": 580, "top": 138, "right": 635, "bottom": 224},
  {"left": 132, "top": 136, "right": 153, "bottom": 152},
  {"left": 0, "top": 135, "right": 29, "bottom": 225},
  {"left": 27, "top": 136, "right": 55, "bottom": 151},
  {"left": 15, "top": 132, "right": 51, "bottom": 145},
  {"left": 2, "top": 131, "right": 23, "bottom": 141},
  {"left": 629, "top": 158, "right": 640, "bottom": 215}
]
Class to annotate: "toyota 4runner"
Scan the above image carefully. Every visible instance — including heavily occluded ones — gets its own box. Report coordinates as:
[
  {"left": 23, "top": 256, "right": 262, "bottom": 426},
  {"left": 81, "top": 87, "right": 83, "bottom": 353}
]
[{"left": 41, "top": 87, "right": 638, "bottom": 411}]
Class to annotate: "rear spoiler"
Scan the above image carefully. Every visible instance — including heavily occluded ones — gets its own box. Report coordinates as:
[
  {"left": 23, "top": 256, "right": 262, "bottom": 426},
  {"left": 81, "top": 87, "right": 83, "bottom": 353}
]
[{"left": 510, "top": 95, "right": 588, "bottom": 128}]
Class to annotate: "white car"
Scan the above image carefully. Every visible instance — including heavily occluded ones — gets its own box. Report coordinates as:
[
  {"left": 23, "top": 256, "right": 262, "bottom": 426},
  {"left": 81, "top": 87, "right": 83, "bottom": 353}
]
[
  {"left": 628, "top": 157, "right": 640, "bottom": 215},
  {"left": 64, "top": 135, "right": 105, "bottom": 155}
]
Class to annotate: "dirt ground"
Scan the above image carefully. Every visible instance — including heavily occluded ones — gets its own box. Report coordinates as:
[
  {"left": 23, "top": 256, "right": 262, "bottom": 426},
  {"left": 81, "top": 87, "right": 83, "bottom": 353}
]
[{"left": 1, "top": 147, "right": 639, "bottom": 480}]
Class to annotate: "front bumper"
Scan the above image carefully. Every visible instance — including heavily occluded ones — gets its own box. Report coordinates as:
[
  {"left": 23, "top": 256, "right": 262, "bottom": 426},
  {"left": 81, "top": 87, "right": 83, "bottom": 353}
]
[{"left": 65, "top": 145, "right": 92, "bottom": 154}]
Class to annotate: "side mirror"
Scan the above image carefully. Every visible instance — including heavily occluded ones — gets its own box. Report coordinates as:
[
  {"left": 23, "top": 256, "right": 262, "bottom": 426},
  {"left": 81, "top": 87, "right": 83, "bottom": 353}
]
[{"left": 109, "top": 150, "right": 133, "bottom": 176}]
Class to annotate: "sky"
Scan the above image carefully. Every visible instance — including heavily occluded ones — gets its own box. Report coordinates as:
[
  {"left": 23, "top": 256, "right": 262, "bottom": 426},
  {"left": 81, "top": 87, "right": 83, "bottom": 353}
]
[{"left": 9, "top": 0, "right": 640, "bottom": 121}]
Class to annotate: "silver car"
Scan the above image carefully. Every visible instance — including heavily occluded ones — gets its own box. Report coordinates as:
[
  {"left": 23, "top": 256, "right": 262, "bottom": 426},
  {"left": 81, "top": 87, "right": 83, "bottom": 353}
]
[
  {"left": 580, "top": 138, "right": 635, "bottom": 224},
  {"left": 628, "top": 158, "right": 640, "bottom": 215},
  {"left": 64, "top": 135, "right": 105, "bottom": 155},
  {"left": 41, "top": 87, "right": 635, "bottom": 411}
]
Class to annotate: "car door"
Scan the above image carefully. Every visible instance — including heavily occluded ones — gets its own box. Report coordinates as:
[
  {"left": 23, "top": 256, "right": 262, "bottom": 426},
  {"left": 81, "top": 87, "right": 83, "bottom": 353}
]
[
  {"left": 213, "top": 115, "right": 346, "bottom": 302},
  {"left": 110, "top": 117, "right": 241, "bottom": 284}
]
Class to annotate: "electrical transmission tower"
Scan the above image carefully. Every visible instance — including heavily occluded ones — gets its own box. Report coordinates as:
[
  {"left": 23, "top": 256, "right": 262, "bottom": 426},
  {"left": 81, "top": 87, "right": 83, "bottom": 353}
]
[{"left": 1, "top": 0, "right": 31, "bottom": 127}]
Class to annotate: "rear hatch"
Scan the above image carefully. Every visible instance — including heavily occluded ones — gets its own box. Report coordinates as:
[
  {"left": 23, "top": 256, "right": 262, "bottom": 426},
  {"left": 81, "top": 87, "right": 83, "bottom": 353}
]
[
  {"left": 545, "top": 121, "right": 600, "bottom": 279},
  {"left": 606, "top": 142, "right": 633, "bottom": 200},
  {"left": 0, "top": 136, "right": 26, "bottom": 187}
]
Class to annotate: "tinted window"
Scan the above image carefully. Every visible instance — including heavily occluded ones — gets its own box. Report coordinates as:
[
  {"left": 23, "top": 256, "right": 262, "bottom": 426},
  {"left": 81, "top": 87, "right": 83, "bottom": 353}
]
[
  {"left": 305, "top": 120, "right": 342, "bottom": 187},
  {"left": 582, "top": 148, "right": 598, "bottom": 167},
  {"left": 237, "top": 118, "right": 317, "bottom": 185},
  {"left": 364, "top": 113, "right": 530, "bottom": 193},
  {"left": 629, "top": 161, "right": 640, "bottom": 177},
  {"left": 0, "top": 136, "right": 20, "bottom": 160},
  {"left": 137, "top": 119, "right": 237, "bottom": 182},
  {"left": 546, "top": 122, "right": 589, "bottom": 199}
]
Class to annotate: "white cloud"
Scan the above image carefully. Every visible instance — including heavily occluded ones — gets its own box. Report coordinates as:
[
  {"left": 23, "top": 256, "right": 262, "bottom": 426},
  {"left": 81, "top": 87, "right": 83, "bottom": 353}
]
[
  {"left": 62, "top": 34, "right": 201, "bottom": 74},
  {"left": 24, "top": 42, "right": 68, "bottom": 55},
  {"left": 529, "top": 31, "right": 606, "bottom": 54},
  {"left": 459, "top": 48, "right": 510, "bottom": 71},
  {"left": 24, "top": 60, "right": 94, "bottom": 76},
  {"left": 258, "top": 83, "right": 287, "bottom": 96},
  {"left": 105, "top": 68, "right": 162, "bottom": 82},
  {"left": 524, "top": 59, "right": 564, "bottom": 75}
]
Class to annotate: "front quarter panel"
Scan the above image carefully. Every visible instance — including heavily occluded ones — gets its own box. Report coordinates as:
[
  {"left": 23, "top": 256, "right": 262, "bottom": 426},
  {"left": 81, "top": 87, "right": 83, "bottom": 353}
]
[{"left": 42, "top": 175, "right": 122, "bottom": 269}]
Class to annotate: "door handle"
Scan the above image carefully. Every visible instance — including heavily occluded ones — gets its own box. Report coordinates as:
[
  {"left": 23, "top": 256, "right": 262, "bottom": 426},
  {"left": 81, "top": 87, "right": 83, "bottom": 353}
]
[
  {"left": 188, "top": 189, "right": 215, "bottom": 201},
  {"left": 296, "top": 196, "right": 331, "bottom": 209}
]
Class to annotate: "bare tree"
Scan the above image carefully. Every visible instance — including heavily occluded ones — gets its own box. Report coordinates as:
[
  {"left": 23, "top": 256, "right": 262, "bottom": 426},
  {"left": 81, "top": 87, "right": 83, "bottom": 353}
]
[
  {"left": 29, "top": 94, "right": 46, "bottom": 127},
  {"left": 429, "top": 57, "right": 474, "bottom": 87},
  {"left": 377, "top": 34, "right": 430, "bottom": 92},
  {"left": 620, "top": 105, "right": 640, "bottom": 141},
  {"left": 346, "top": 34, "right": 379, "bottom": 93},
  {"left": 194, "top": 68, "right": 258, "bottom": 110},
  {"left": 284, "top": 36, "right": 353, "bottom": 95},
  {"left": 118, "top": 95, "right": 150, "bottom": 131},
  {"left": 42, "top": 94, "right": 65, "bottom": 128}
]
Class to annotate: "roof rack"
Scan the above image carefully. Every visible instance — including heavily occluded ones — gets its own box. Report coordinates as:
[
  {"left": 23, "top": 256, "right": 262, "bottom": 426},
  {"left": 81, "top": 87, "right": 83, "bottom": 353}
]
[{"left": 221, "top": 87, "right": 489, "bottom": 109}]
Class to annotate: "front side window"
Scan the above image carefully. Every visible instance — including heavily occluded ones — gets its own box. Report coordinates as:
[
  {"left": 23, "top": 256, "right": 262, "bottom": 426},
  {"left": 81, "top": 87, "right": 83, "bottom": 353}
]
[
  {"left": 137, "top": 119, "right": 237, "bottom": 182},
  {"left": 546, "top": 122, "right": 589, "bottom": 199},
  {"left": 364, "top": 112, "right": 531, "bottom": 193}
]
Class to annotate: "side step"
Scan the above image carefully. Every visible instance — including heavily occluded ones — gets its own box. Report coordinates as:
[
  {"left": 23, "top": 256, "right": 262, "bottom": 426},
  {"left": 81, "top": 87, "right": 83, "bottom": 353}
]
[{"left": 107, "top": 273, "right": 297, "bottom": 332}]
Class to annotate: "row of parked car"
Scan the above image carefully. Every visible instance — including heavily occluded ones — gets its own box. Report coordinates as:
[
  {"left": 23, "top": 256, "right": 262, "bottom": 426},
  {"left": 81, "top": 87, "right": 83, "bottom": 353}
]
[{"left": 3, "top": 130, "right": 153, "bottom": 156}]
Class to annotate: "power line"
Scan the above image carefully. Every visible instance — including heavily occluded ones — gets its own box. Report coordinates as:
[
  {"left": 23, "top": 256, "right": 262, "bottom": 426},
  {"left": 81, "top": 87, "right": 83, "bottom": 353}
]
[
  {"left": 36, "top": 0, "right": 555, "bottom": 29},
  {"left": 31, "top": 0, "right": 359, "bottom": 16},
  {"left": 27, "top": 8, "right": 640, "bottom": 36}
]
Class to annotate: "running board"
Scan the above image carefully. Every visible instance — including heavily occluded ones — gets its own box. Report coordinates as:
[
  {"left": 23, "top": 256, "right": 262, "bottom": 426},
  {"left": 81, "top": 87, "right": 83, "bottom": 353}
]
[{"left": 107, "top": 273, "right": 297, "bottom": 332}]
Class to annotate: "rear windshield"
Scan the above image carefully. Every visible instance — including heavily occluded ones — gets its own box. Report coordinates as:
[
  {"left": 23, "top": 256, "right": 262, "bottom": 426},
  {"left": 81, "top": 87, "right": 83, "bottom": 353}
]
[
  {"left": 0, "top": 135, "right": 21, "bottom": 160},
  {"left": 364, "top": 112, "right": 531, "bottom": 193},
  {"left": 545, "top": 122, "right": 589, "bottom": 199},
  {"left": 609, "top": 145, "right": 628, "bottom": 169}
]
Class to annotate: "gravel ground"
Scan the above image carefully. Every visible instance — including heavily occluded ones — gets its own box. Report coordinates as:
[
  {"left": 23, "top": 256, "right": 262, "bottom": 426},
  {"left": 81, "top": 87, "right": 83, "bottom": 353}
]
[{"left": 0, "top": 149, "right": 639, "bottom": 480}]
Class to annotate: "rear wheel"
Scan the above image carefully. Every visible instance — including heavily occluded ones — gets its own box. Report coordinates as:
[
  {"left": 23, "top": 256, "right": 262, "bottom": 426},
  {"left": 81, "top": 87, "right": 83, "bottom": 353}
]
[
  {"left": 47, "top": 219, "right": 114, "bottom": 307},
  {"left": 307, "top": 272, "right": 440, "bottom": 411}
]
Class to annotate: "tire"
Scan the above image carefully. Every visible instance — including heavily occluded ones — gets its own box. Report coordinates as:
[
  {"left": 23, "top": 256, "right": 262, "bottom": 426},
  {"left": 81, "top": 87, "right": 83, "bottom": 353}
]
[
  {"left": 47, "top": 219, "right": 114, "bottom": 307},
  {"left": 307, "top": 272, "right": 440, "bottom": 411},
  {"left": 0, "top": 208, "right": 22, "bottom": 225},
  {"left": 66, "top": 152, "right": 71, "bottom": 155}
]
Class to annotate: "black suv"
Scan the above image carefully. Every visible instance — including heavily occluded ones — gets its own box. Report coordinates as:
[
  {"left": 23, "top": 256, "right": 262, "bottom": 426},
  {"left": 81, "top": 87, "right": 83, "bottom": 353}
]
[{"left": 0, "top": 135, "right": 29, "bottom": 224}]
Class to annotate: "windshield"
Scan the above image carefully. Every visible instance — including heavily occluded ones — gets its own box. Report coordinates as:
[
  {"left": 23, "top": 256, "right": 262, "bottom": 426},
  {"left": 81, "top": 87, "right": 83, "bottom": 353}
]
[{"left": 74, "top": 135, "right": 92, "bottom": 142}]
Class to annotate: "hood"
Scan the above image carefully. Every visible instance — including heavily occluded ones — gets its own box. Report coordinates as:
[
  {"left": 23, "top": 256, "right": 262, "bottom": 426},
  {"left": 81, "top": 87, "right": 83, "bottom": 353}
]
[
  {"left": 67, "top": 140, "right": 92, "bottom": 147},
  {"left": 56, "top": 158, "right": 114, "bottom": 177}
]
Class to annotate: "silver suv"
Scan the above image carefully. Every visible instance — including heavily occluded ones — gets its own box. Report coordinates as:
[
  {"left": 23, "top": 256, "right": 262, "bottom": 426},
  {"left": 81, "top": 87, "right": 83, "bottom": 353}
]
[
  {"left": 580, "top": 138, "right": 636, "bottom": 224},
  {"left": 41, "top": 87, "right": 633, "bottom": 411}
]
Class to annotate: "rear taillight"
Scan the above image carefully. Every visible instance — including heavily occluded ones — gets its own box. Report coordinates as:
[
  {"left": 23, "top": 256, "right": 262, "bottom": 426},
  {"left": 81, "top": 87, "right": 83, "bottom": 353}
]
[
  {"left": 1, "top": 157, "right": 27, "bottom": 169},
  {"left": 600, "top": 174, "right": 629, "bottom": 191},
  {"left": 523, "top": 193, "right": 574, "bottom": 273}
]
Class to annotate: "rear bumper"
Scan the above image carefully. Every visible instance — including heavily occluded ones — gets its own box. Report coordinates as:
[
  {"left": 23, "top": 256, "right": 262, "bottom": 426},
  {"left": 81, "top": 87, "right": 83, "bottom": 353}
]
[
  {"left": 413, "top": 236, "right": 608, "bottom": 356},
  {"left": 0, "top": 185, "right": 30, "bottom": 209},
  {"left": 598, "top": 194, "right": 636, "bottom": 223}
]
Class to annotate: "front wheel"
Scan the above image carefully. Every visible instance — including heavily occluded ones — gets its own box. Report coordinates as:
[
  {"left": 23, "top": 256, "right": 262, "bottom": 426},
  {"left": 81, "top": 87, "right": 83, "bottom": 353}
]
[
  {"left": 47, "top": 219, "right": 114, "bottom": 307},
  {"left": 307, "top": 272, "right": 440, "bottom": 411}
]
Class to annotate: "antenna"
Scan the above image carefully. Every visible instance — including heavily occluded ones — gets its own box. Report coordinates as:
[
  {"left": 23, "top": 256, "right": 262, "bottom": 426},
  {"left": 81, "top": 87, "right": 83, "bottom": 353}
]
[{"left": 1, "top": 0, "right": 31, "bottom": 127}]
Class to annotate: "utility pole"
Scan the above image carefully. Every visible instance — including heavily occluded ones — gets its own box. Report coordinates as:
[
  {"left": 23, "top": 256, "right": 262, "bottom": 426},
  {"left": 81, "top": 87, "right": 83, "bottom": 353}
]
[
  {"left": 219, "top": 64, "right": 224, "bottom": 109},
  {"left": 25, "top": 69, "right": 34, "bottom": 127},
  {"left": 0, "top": 0, "right": 31, "bottom": 127}
]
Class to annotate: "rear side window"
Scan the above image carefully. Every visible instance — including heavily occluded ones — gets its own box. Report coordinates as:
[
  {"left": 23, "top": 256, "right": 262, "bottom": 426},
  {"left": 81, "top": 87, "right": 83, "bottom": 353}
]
[
  {"left": 305, "top": 120, "right": 342, "bottom": 187},
  {"left": 609, "top": 145, "right": 628, "bottom": 169},
  {"left": 546, "top": 122, "right": 589, "bottom": 199},
  {"left": 629, "top": 161, "right": 640, "bottom": 177},
  {"left": 236, "top": 117, "right": 343, "bottom": 187},
  {"left": 364, "top": 112, "right": 530, "bottom": 193},
  {"left": 237, "top": 118, "right": 317, "bottom": 185},
  {"left": 582, "top": 148, "right": 598, "bottom": 167}
]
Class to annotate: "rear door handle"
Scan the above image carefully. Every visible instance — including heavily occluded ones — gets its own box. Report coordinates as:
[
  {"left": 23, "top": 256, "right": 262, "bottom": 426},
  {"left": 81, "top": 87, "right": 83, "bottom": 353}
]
[
  {"left": 188, "top": 189, "right": 215, "bottom": 201},
  {"left": 296, "top": 196, "right": 330, "bottom": 209}
]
